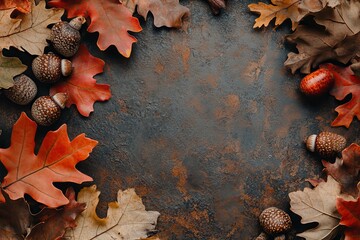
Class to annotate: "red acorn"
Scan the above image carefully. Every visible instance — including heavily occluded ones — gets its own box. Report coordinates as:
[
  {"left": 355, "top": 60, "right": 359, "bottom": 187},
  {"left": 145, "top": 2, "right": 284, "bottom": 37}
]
[
  {"left": 300, "top": 69, "right": 334, "bottom": 97},
  {"left": 306, "top": 132, "right": 346, "bottom": 159}
]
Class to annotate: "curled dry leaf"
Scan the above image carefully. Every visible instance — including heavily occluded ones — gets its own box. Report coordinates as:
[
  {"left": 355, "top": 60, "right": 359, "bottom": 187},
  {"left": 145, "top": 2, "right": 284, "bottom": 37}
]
[
  {"left": 248, "top": 0, "right": 340, "bottom": 31},
  {"left": 322, "top": 143, "right": 360, "bottom": 197},
  {"left": 64, "top": 185, "right": 160, "bottom": 240},
  {"left": 48, "top": 0, "right": 142, "bottom": 58},
  {"left": 122, "top": 0, "right": 189, "bottom": 28},
  {"left": 0, "top": 0, "right": 64, "bottom": 55},
  {"left": 320, "top": 63, "right": 360, "bottom": 128},
  {"left": 289, "top": 176, "right": 341, "bottom": 240},
  {"left": 50, "top": 45, "right": 111, "bottom": 117},
  {"left": 0, "top": 0, "right": 31, "bottom": 13},
  {"left": 285, "top": 0, "right": 360, "bottom": 74},
  {"left": 0, "top": 113, "right": 97, "bottom": 208},
  {"left": 0, "top": 52, "right": 27, "bottom": 89}
]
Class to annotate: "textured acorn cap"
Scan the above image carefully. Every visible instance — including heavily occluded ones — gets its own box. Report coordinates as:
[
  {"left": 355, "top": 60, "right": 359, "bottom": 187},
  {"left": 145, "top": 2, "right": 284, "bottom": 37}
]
[
  {"left": 315, "top": 132, "right": 346, "bottom": 159},
  {"left": 31, "top": 96, "right": 61, "bottom": 126},
  {"left": 259, "top": 207, "right": 292, "bottom": 236},
  {"left": 32, "top": 53, "right": 62, "bottom": 83},
  {"left": 61, "top": 59, "right": 72, "bottom": 76},
  {"left": 69, "top": 16, "right": 86, "bottom": 30},
  {"left": 4, "top": 74, "right": 37, "bottom": 105}
]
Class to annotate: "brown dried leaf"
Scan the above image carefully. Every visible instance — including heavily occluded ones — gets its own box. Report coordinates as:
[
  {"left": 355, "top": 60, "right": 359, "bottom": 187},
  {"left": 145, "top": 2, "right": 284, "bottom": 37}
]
[
  {"left": 0, "top": 1, "right": 64, "bottom": 55},
  {"left": 248, "top": 0, "right": 340, "bottom": 31},
  {"left": 0, "top": 52, "right": 27, "bottom": 89},
  {"left": 289, "top": 176, "right": 342, "bottom": 240},
  {"left": 64, "top": 185, "right": 160, "bottom": 240}
]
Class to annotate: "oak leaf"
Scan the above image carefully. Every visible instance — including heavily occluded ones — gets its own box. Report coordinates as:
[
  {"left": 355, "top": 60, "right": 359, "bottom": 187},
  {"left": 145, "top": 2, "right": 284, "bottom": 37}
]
[
  {"left": 0, "top": 1, "right": 64, "bottom": 55},
  {"left": 336, "top": 184, "right": 360, "bottom": 240},
  {"left": 0, "top": 0, "right": 31, "bottom": 13},
  {"left": 64, "top": 185, "right": 160, "bottom": 240},
  {"left": 48, "top": 0, "right": 142, "bottom": 58},
  {"left": 27, "top": 188, "right": 86, "bottom": 240},
  {"left": 322, "top": 143, "right": 360, "bottom": 196},
  {"left": 289, "top": 176, "right": 342, "bottom": 240},
  {"left": 0, "top": 112, "right": 97, "bottom": 208},
  {"left": 320, "top": 63, "right": 360, "bottom": 128},
  {"left": 50, "top": 45, "right": 111, "bottom": 117},
  {"left": 285, "top": 1, "right": 360, "bottom": 73},
  {"left": 248, "top": 0, "right": 340, "bottom": 31},
  {"left": 122, "top": 0, "right": 189, "bottom": 28},
  {"left": 0, "top": 52, "right": 27, "bottom": 89}
]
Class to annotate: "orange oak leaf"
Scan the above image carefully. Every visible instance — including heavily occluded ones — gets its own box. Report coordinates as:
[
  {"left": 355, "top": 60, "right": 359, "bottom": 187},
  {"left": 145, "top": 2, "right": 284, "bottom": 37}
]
[
  {"left": 0, "top": 0, "right": 31, "bottom": 13},
  {"left": 50, "top": 45, "right": 111, "bottom": 117},
  {"left": 337, "top": 193, "right": 360, "bottom": 240},
  {"left": 0, "top": 112, "right": 97, "bottom": 208},
  {"left": 320, "top": 63, "right": 360, "bottom": 128},
  {"left": 48, "top": 0, "right": 142, "bottom": 58}
]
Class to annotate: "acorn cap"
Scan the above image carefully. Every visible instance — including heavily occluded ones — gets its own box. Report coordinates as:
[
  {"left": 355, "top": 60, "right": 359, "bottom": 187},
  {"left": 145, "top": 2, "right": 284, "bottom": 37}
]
[
  {"left": 61, "top": 59, "right": 72, "bottom": 76},
  {"left": 31, "top": 96, "right": 62, "bottom": 126},
  {"left": 4, "top": 74, "right": 37, "bottom": 105},
  {"left": 51, "top": 92, "right": 68, "bottom": 109},
  {"left": 32, "top": 53, "right": 62, "bottom": 83},
  {"left": 69, "top": 16, "right": 86, "bottom": 30},
  {"left": 306, "top": 132, "right": 347, "bottom": 159},
  {"left": 259, "top": 207, "right": 292, "bottom": 236}
]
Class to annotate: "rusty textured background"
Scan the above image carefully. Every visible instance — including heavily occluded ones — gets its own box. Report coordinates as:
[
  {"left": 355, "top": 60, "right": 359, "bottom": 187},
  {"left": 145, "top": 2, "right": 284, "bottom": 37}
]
[{"left": 1, "top": 1, "right": 360, "bottom": 239}]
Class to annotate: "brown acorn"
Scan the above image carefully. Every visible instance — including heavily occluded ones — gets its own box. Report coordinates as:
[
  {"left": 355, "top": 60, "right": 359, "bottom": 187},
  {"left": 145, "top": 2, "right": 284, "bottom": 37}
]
[
  {"left": 32, "top": 53, "right": 72, "bottom": 84},
  {"left": 306, "top": 132, "right": 347, "bottom": 159},
  {"left": 4, "top": 74, "right": 37, "bottom": 105},
  {"left": 50, "top": 16, "right": 86, "bottom": 57},
  {"left": 258, "top": 207, "right": 292, "bottom": 238},
  {"left": 300, "top": 68, "right": 334, "bottom": 97},
  {"left": 31, "top": 93, "right": 68, "bottom": 126}
]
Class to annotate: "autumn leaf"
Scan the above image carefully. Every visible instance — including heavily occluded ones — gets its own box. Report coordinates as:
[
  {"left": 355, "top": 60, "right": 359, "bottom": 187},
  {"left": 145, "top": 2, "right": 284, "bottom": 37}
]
[
  {"left": 64, "top": 185, "right": 160, "bottom": 240},
  {"left": 27, "top": 188, "right": 86, "bottom": 240},
  {"left": 289, "top": 176, "right": 342, "bottom": 240},
  {"left": 50, "top": 45, "right": 111, "bottom": 117},
  {"left": 248, "top": 0, "right": 339, "bottom": 31},
  {"left": 0, "top": 0, "right": 64, "bottom": 55},
  {"left": 322, "top": 143, "right": 360, "bottom": 196},
  {"left": 0, "top": 191, "right": 31, "bottom": 239},
  {"left": 48, "top": 0, "right": 142, "bottom": 58},
  {"left": 284, "top": 0, "right": 360, "bottom": 73},
  {"left": 0, "top": 0, "right": 31, "bottom": 13},
  {"left": 320, "top": 63, "right": 360, "bottom": 128},
  {"left": 122, "top": 0, "right": 189, "bottom": 28},
  {"left": 0, "top": 52, "right": 27, "bottom": 89},
  {"left": 0, "top": 113, "right": 97, "bottom": 208},
  {"left": 336, "top": 183, "right": 360, "bottom": 240}
]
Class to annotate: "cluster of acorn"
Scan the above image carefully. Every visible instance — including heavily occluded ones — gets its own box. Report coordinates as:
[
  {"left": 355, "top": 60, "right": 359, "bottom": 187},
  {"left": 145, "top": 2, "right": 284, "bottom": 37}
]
[{"left": 3, "top": 16, "right": 85, "bottom": 126}]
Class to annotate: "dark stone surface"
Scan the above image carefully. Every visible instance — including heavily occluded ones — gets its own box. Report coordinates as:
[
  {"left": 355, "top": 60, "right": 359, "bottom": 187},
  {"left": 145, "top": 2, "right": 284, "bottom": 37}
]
[{"left": 1, "top": 1, "right": 360, "bottom": 239}]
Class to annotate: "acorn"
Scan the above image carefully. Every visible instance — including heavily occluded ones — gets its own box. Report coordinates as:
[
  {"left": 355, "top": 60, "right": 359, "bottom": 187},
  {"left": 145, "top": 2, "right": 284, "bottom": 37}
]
[
  {"left": 32, "top": 53, "right": 72, "bottom": 84},
  {"left": 4, "top": 74, "right": 37, "bottom": 105},
  {"left": 306, "top": 132, "right": 346, "bottom": 159},
  {"left": 256, "top": 207, "right": 292, "bottom": 239},
  {"left": 300, "top": 68, "right": 334, "bottom": 97},
  {"left": 50, "top": 16, "right": 86, "bottom": 57},
  {"left": 31, "top": 93, "right": 68, "bottom": 126}
]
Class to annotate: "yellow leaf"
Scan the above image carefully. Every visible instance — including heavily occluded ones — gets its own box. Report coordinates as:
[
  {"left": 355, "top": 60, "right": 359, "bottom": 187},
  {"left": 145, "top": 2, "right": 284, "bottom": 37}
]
[
  {"left": 0, "top": 1, "right": 64, "bottom": 55},
  {"left": 65, "top": 185, "right": 160, "bottom": 240}
]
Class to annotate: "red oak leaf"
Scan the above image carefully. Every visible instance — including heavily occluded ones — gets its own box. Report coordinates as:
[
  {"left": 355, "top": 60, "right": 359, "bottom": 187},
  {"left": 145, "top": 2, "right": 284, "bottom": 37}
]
[
  {"left": 48, "top": 0, "right": 142, "bottom": 58},
  {"left": 0, "top": 0, "right": 31, "bottom": 13},
  {"left": 50, "top": 45, "right": 111, "bottom": 117},
  {"left": 0, "top": 113, "right": 97, "bottom": 208},
  {"left": 27, "top": 188, "right": 86, "bottom": 239},
  {"left": 320, "top": 63, "right": 360, "bottom": 128},
  {"left": 337, "top": 195, "right": 360, "bottom": 240}
]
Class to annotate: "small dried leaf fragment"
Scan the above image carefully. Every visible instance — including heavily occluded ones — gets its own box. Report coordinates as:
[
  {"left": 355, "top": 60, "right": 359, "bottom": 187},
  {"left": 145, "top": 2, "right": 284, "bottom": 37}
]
[
  {"left": 0, "top": 0, "right": 64, "bottom": 55},
  {"left": 0, "top": 112, "right": 97, "bottom": 208},
  {"left": 65, "top": 185, "right": 160, "bottom": 240},
  {"left": 0, "top": 0, "right": 31, "bottom": 13},
  {"left": 27, "top": 188, "right": 86, "bottom": 240},
  {"left": 248, "top": 0, "right": 340, "bottom": 31},
  {"left": 48, "top": 0, "right": 142, "bottom": 58},
  {"left": 289, "top": 176, "right": 341, "bottom": 240},
  {"left": 50, "top": 45, "right": 111, "bottom": 117},
  {"left": 122, "top": 0, "right": 189, "bottom": 28},
  {"left": 0, "top": 53, "right": 27, "bottom": 89}
]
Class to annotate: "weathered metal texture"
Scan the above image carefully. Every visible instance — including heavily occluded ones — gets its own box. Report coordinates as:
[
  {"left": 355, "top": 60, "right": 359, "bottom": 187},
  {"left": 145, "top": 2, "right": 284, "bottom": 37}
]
[{"left": 1, "top": 1, "right": 360, "bottom": 239}]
